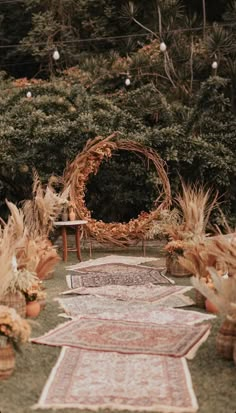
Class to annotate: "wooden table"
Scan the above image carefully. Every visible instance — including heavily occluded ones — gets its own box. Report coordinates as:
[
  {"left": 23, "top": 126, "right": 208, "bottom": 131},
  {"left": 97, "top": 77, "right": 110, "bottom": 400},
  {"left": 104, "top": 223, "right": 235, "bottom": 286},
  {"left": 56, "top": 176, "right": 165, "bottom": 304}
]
[{"left": 54, "top": 220, "right": 88, "bottom": 262}]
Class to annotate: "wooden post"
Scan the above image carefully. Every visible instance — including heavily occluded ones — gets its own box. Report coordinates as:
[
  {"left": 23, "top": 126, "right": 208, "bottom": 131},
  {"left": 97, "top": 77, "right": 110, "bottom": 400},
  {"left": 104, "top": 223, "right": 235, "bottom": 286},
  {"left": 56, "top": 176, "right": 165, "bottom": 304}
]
[
  {"left": 75, "top": 225, "right": 82, "bottom": 261},
  {"left": 61, "top": 226, "right": 68, "bottom": 262}
]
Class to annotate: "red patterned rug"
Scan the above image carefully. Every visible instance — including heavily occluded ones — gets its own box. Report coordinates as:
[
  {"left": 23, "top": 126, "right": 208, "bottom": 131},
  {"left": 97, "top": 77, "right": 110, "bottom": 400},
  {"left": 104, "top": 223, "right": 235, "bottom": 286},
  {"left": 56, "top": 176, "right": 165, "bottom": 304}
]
[
  {"left": 32, "top": 317, "right": 210, "bottom": 359},
  {"left": 66, "top": 263, "right": 173, "bottom": 289},
  {"left": 34, "top": 347, "right": 199, "bottom": 412}
]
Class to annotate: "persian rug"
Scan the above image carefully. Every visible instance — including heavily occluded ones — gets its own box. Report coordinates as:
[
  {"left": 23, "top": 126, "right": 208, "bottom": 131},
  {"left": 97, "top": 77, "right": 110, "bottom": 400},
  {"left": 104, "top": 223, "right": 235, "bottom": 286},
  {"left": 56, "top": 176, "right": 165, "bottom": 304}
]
[
  {"left": 31, "top": 317, "right": 210, "bottom": 359},
  {"left": 57, "top": 295, "right": 215, "bottom": 325},
  {"left": 66, "top": 254, "right": 159, "bottom": 271},
  {"left": 34, "top": 347, "right": 199, "bottom": 412},
  {"left": 61, "top": 283, "right": 192, "bottom": 302},
  {"left": 156, "top": 293, "right": 195, "bottom": 308},
  {"left": 56, "top": 295, "right": 192, "bottom": 318},
  {"left": 65, "top": 264, "right": 173, "bottom": 289}
]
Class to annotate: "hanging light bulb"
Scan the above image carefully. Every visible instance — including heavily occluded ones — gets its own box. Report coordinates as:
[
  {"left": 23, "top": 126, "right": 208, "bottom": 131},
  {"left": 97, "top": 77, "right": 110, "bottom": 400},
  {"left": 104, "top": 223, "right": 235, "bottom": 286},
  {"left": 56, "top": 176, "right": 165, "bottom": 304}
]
[
  {"left": 26, "top": 91, "right": 32, "bottom": 98},
  {"left": 125, "top": 78, "right": 131, "bottom": 86},
  {"left": 53, "top": 49, "right": 60, "bottom": 61},
  {"left": 212, "top": 61, "right": 218, "bottom": 69},
  {"left": 160, "top": 42, "right": 167, "bottom": 52}
]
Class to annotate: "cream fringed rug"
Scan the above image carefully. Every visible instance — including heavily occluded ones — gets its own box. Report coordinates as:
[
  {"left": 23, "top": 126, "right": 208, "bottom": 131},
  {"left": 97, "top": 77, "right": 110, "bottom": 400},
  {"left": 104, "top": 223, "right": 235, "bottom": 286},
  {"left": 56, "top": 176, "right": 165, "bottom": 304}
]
[
  {"left": 34, "top": 347, "right": 199, "bottom": 412},
  {"left": 56, "top": 294, "right": 194, "bottom": 318},
  {"left": 61, "top": 283, "right": 192, "bottom": 301},
  {"left": 66, "top": 255, "right": 160, "bottom": 271},
  {"left": 56, "top": 296, "right": 215, "bottom": 325}
]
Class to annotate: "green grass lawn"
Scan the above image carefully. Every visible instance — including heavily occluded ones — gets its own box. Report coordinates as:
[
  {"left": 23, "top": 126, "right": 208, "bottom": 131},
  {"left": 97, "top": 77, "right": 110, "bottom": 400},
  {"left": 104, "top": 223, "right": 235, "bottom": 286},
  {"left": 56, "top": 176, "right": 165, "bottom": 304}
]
[{"left": 0, "top": 246, "right": 235, "bottom": 413}]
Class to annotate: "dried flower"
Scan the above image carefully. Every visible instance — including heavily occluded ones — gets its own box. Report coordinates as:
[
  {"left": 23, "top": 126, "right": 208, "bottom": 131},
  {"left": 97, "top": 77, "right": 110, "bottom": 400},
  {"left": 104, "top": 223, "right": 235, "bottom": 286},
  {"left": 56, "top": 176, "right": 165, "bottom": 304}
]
[{"left": 0, "top": 305, "right": 31, "bottom": 349}]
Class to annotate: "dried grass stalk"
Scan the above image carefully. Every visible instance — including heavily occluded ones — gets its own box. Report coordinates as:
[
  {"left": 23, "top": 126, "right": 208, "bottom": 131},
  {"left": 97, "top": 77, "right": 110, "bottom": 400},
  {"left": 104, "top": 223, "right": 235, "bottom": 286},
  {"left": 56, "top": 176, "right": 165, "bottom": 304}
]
[
  {"left": 178, "top": 241, "right": 218, "bottom": 280},
  {"left": 22, "top": 170, "right": 69, "bottom": 238},
  {"left": 164, "top": 182, "right": 218, "bottom": 242}
]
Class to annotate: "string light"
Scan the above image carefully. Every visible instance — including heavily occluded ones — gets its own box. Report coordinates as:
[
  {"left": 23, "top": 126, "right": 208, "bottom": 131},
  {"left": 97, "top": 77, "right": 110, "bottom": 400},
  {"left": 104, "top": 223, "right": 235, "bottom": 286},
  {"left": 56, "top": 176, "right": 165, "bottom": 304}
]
[
  {"left": 212, "top": 61, "right": 218, "bottom": 69},
  {"left": 26, "top": 91, "right": 32, "bottom": 98},
  {"left": 160, "top": 42, "right": 167, "bottom": 52},
  {"left": 125, "top": 78, "right": 131, "bottom": 86},
  {"left": 52, "top": 49, "right": 60, "bottom": 61}
]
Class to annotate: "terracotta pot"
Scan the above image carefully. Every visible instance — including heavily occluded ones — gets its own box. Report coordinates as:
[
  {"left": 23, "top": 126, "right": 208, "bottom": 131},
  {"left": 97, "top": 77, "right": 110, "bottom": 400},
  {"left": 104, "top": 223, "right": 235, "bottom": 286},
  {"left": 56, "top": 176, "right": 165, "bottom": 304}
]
[
  {"left": 26, "top": 300, "right": 41, "bottom": 318},
  {"left": 205, "top": 298, "right": 218, "bottom": 314},
  {"left": 0, "top": 337, "right": 15, "bottom": 380},
  {"left": 69, "top": 209, "right": 76, "bottom": 221}
]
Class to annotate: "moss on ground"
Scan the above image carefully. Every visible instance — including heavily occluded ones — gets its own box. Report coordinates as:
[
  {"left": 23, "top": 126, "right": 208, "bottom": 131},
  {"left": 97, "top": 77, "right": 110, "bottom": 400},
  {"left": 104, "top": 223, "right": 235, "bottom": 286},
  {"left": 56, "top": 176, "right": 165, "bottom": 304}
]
[{"left": 0, "top": 247, "right": 235, "bottom": 413}]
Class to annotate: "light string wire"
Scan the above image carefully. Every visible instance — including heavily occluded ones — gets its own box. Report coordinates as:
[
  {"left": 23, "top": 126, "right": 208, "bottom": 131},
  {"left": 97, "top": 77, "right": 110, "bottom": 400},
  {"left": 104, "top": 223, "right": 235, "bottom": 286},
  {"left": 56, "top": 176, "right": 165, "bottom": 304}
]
[{"left": 0, "top": 21, "right": 235, "bottom": 50}]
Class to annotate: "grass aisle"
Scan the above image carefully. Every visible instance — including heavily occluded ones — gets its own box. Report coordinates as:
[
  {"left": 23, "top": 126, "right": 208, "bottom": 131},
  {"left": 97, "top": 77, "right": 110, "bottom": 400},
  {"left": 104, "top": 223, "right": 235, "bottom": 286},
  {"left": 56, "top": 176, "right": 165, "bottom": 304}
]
[{"left": 0, "top": 249, "right": 235, "bottom": 413}]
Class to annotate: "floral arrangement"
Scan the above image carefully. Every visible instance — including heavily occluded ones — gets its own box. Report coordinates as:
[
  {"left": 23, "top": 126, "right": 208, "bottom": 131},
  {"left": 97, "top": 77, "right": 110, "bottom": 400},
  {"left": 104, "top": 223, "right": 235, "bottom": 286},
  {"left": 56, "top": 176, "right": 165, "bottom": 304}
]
[
  {"left": 24, "top": 281, "right": 46, "bottom": 303},
  {"left": 7, "top": 268, "right": 38, "bottom": 295},
  {"left": 63, "top": 134, "right": 171, "bottom": 246},
  {"left": 164, "top": 239, "right": 194, "bottom": 257},
  {"left": 163, "top": 182, "right": 218, "bottom": 257},
  {"left": 0, "top": 305, "right": 31, "bottom": 350}
]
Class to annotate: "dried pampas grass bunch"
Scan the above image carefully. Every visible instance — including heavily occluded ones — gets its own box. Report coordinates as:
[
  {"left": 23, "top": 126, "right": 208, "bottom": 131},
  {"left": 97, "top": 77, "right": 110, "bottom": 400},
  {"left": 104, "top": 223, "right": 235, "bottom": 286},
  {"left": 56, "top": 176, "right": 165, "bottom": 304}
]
[
  {"left": 164, "top": 181, "right": 218, "bottom": 242},
  {"left": 22, "top": 170, "right": 69, "bottom": 238},
  {"left": 0, "top": 226, "right": 17, "bottom": 298}
]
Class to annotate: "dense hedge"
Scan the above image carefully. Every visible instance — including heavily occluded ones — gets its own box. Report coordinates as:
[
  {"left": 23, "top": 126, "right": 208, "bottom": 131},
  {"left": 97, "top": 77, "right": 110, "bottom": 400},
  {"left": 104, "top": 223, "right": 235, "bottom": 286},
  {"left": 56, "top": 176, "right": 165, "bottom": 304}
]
[{"left": 0, "top": 76, "right": 235, "bottom": 225}]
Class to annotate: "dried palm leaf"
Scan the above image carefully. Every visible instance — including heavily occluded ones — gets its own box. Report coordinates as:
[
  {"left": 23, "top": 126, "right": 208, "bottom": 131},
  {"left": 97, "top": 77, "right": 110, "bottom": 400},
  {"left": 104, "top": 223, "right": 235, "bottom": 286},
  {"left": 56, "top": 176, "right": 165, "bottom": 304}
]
[
  {"left": 0, "top": 223, "right": 17, "bottom": 297},
  {"left": 7, "top": 268, "right": 38, "bottom": 294},
  {"left": 205, "top": 235, "right": 236, "bottom": 276},
  {"left": 178, "top": 241, "right": 218, "bottom": 280},
  {"left": 192, "top": 267, "right": 236, "bottom": 316}
]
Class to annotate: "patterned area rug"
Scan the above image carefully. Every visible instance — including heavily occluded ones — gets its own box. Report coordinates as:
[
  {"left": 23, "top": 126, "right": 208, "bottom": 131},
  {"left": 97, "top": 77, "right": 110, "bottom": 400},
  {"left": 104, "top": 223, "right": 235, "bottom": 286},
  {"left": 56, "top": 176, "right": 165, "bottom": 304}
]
[
  {"left": 66, "top": 255, "right": 159, "bottom": 271},
  {"left": 56, "top": 294, "right": 195, "bottom": 318},
  {"left": 34, "top": 347, "right": 199, "bottom": 412},
  {"left": 32, "top": 317, "right": 210, "bottom": 359},
  {"left": 56, "top": 296, "right": 215, "bottom": 325},
  {"left": 66, "top": 264, "right": 173, "bottom": 289},
  {"left": 61, "top": 283, "right": 192, "bottom": 302}
]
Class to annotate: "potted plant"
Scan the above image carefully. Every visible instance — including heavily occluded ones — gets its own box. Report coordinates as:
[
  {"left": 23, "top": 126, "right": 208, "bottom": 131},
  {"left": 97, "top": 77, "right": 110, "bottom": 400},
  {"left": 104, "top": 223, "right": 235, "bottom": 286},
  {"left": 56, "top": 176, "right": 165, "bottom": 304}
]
[
  {"left": 24, "top": 281, "right": 46, "bottom": 317},
  {"left": 0, "top": 305, "right": 31, "bottom": 379},
  {"left": 164, "top": 239, "right": 193, "bottom": 277},
  {"left": 163, "top": 182, "right": 218, "bottom": 277}
]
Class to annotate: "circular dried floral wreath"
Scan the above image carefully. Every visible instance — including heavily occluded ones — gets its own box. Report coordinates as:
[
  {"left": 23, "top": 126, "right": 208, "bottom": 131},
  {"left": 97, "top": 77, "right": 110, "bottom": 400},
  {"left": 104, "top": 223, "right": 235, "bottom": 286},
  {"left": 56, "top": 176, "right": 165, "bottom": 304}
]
[{"left": 64, "top": 133, "right": 171, "bottom": 246}]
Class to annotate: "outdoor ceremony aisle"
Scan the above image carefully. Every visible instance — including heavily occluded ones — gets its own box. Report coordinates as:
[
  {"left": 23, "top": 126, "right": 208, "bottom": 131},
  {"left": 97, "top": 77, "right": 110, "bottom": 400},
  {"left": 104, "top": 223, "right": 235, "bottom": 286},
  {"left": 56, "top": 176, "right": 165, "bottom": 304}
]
[{"left": 32, "top": 255, "right": 216, "bottom": 412}]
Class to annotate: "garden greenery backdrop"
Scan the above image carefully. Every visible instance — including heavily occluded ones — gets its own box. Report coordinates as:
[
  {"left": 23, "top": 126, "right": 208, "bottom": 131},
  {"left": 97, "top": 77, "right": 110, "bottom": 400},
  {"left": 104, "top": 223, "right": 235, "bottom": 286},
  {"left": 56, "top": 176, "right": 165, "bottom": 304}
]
[{"left": 0, "top": 0, "right": 235, "bottom": 225}]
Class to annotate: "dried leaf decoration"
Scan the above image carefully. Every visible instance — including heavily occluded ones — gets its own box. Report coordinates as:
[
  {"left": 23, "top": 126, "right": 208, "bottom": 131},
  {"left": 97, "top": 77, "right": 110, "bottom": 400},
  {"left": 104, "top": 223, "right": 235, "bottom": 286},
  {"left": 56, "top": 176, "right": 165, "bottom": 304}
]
[{"left": 64, "top": 133, "right": 171, "bottom": 246}]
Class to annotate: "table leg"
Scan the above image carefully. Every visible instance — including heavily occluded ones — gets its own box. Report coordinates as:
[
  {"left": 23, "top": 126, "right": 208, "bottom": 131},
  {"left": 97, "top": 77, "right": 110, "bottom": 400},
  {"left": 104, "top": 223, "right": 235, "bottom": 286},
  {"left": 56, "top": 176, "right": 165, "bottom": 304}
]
[
  {"left": 75, "top": 225, "right": 82, "bottom": 261},
  {"left": 62, "top": 226, "right": 68, "bottom": 262}
]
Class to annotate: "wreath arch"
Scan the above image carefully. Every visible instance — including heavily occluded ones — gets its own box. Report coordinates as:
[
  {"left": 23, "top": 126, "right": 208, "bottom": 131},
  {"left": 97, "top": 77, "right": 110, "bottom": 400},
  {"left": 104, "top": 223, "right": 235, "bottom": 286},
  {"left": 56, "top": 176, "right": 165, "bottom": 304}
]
[{"left": 64, "top": 133, "right": 171, "bottom": 246}]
